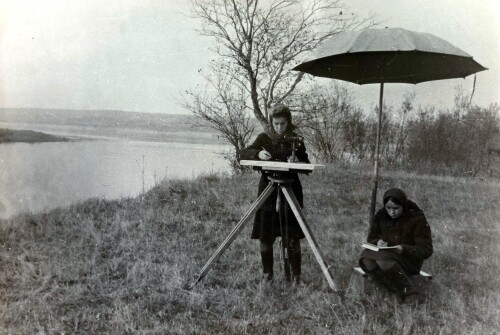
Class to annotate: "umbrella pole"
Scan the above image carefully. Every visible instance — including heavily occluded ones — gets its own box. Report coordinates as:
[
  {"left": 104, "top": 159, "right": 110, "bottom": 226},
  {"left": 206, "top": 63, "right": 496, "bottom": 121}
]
[{"left": 369, "top": 81, "right": 384, "bottom": 225}]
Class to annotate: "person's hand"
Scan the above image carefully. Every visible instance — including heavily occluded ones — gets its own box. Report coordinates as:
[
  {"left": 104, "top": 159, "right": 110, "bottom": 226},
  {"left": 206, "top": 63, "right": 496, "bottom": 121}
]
[
  {"left": 377, "top": 239, "right": 388, "bottom": 247},
  {"left": 287, "top": 156, "right": 301, "bottom": 163},
  {"left": 258, "top": 149, "right": 271, "bottom": 160},
  {"left": 393, "top": 245, "right": 403, "bottom": 254}
]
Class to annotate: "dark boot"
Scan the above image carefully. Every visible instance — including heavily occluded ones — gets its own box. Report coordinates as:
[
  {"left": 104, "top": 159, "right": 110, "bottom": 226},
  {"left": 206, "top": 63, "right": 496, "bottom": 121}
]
[
  {"left": 289, "top": 239, "right": 301, "bottom": 283},
  {"left": 384, "top": 264, "right": 418, "bottom": 302},
  {"left": 261, "top": 251, "right": 274, "bottom": 281},
  {"left": 290, "top": 254, "right": 301, "bottom": 283}
]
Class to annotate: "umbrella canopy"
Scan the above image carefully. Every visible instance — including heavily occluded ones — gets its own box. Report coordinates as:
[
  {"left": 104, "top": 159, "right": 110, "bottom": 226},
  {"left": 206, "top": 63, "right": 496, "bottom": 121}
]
[
  {"left": 293, "top": 27, "right": 486, "bottom": 84},
  {"left": 292, "top": 27, "right": 487, "bottom": 224}
]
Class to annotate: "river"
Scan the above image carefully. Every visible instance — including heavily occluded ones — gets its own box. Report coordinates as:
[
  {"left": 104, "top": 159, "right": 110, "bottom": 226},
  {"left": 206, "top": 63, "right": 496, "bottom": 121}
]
[{"left": 0, "top": 126, "right": 231, "bottom": 218}]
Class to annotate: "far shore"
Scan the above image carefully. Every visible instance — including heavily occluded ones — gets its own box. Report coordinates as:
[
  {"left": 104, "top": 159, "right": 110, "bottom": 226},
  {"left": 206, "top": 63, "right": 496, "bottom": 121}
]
[{"left": 0, "top": 128, "right": 70, "bottom": 144}]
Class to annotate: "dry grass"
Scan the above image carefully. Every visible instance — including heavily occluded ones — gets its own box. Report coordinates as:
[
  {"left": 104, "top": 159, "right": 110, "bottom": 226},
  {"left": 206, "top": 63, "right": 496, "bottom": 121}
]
[{"left": 0, "top": 165, "right": 499, "bottom": 334}]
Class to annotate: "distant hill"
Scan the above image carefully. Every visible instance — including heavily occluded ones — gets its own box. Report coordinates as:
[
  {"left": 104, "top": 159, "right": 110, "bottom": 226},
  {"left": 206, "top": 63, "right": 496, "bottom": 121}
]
[
  {"left": 0, "top": 108, "right": 232, "bottom": 144},
  {"left": 0, "top": 108, "right": 210, "bottom": 134}
]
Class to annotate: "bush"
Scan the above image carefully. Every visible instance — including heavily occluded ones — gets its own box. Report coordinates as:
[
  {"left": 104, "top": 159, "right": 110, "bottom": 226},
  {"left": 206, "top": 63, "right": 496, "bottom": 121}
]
[{"left": 298, "top": 85, "right": 499, "bottom": 177}]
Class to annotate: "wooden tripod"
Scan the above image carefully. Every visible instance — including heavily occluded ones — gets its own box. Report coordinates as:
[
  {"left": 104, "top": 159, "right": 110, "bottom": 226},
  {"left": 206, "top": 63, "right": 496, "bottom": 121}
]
[{"left": 188, "top": 162, "right": 339, "bottom": 292}]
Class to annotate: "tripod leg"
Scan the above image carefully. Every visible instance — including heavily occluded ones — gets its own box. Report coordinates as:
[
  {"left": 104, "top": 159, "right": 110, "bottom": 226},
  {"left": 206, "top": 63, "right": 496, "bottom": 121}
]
[
  {"left": 278, "top": 189, "right": 291, "bottom": 281},
  {"left": 281, "top": 185, "right": 340, "bottom": 292},
  {"left": 188, "top": 182, "right": 275, "bottom": 289}
]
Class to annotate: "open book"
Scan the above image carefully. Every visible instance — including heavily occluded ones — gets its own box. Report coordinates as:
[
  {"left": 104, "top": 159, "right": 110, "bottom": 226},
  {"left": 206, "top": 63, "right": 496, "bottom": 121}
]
[{"left": 361, "top": 242, "right": 399, "bottom": 252}]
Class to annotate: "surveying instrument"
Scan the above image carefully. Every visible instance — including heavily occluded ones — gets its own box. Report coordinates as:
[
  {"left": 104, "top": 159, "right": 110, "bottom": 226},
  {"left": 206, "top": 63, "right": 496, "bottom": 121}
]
[{"left": 188, "top": 160, "right": 339, "bottom": 292}]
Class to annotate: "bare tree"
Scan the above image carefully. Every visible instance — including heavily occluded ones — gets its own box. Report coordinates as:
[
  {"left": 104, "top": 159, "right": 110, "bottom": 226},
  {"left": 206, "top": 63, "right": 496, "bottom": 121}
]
[
  {"left": 374, "top": 91, "right": 415, "bottom": 166},
  {"left": 181, "top": 63, "right": 256, "bottom": 172},
  {"left": 189, "top": 0, "right": 373, "bottom": 133},
  {"left": 297, "top": 83, "right": 363, "bottom": 162}
]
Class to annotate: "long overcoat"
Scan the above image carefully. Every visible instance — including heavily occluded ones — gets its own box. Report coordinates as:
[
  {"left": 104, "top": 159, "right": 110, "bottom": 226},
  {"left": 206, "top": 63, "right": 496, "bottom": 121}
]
[
  {"left": 360, "top": 200, "right": 433, "bottom": 274},
  {"left": 239, "top": 132, "right": 310, "bottom": 242}
]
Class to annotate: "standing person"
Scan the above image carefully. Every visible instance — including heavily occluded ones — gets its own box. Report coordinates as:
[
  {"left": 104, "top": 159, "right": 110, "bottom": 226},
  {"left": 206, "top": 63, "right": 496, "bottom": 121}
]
[
  {"left": 239, "top": 104, "right": 310, "bottom": 283},
  {"left": 359, "top": 188, "right": 433, "bottom": 302}
]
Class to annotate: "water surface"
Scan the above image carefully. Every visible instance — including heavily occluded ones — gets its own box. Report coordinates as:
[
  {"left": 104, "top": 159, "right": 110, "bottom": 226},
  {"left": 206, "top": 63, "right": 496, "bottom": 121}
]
[{"left": 0, "top": 138, "right": 230, "bottom": 218}]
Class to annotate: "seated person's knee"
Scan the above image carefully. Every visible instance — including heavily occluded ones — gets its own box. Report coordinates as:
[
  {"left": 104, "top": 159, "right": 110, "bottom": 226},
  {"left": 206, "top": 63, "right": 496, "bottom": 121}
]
[
  {"left": 361, "top": 258, "right": 377, "bottom": 271},
  {"left": 376, "top": 259, "right": 396, "bottom": 271}
]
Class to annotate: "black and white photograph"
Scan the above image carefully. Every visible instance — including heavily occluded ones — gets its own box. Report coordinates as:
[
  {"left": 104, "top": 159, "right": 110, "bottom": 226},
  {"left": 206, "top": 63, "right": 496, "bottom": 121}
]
[{"left": 0, "top": 0, "right": 498, "bottom": 333}]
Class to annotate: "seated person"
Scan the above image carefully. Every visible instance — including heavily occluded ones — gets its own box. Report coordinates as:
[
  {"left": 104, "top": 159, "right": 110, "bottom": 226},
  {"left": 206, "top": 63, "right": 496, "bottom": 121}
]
[
  {"left": 239, "top": 104, "right": 309, "bottom": 283},
  {"left": 359, "top": 188, "right": 433, "bottom": 301}
]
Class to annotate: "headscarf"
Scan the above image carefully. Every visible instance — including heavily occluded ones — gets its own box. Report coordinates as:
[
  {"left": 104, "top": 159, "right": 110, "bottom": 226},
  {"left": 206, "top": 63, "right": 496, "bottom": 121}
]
[
  {"left": 266, "top": 104, "right": 296, "bottom": 142},
  {"left": 382, "top": 187, "right": 423, "bottom": 217},
  {"left": 383, "top": 188, "right": 408, "bottom": 206}
]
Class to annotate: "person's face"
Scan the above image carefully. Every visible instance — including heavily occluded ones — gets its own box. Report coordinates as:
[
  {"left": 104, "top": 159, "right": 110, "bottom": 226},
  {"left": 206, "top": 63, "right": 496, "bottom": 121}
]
[
  {"left": 385, "top": 200, "right": 403, "bottom": 219},
  {"left": 272, "top": 116, "right": 288, "bottom": 135}
]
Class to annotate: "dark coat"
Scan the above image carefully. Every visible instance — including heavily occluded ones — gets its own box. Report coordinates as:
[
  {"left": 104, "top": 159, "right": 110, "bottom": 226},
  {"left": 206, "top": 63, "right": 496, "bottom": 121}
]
[
  {"left": 361, "top": 200, "right": 433, "bottom": 274},
  {"left": 239, "top": 132, "right": 310, "bottom": 242}
]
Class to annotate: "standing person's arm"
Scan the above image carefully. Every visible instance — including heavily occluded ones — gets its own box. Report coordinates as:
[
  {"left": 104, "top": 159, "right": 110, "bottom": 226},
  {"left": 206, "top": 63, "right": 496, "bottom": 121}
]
[{"left": 239, "top": 134, "right": 267, "bottom": 160}]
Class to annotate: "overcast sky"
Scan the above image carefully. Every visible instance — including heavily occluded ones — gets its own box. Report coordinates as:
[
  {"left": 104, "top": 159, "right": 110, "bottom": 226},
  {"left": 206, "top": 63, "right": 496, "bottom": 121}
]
[{"left": 0, "top": 0, "right": 498, "bottom": 114}]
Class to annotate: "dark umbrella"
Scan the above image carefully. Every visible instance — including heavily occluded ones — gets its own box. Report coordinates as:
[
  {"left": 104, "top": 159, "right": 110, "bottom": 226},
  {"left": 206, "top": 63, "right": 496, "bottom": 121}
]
[{"left": 293, "top": 27, "right": 487, "bottom": 223}]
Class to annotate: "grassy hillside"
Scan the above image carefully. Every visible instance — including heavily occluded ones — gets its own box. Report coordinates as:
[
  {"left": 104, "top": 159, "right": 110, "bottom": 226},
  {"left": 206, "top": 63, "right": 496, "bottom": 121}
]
[
  {"left": 0, "top": 165, "right": 498, "bottom": 334},
  {"left": 0, "top": 128, "right": 69, "bottom": 143}
]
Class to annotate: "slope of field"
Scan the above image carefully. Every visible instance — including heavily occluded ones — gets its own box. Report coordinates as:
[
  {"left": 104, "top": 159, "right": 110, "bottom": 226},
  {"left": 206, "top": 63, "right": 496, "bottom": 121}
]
[{"left": 0, "top": 165, "right": 498, "bottom": 334}]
